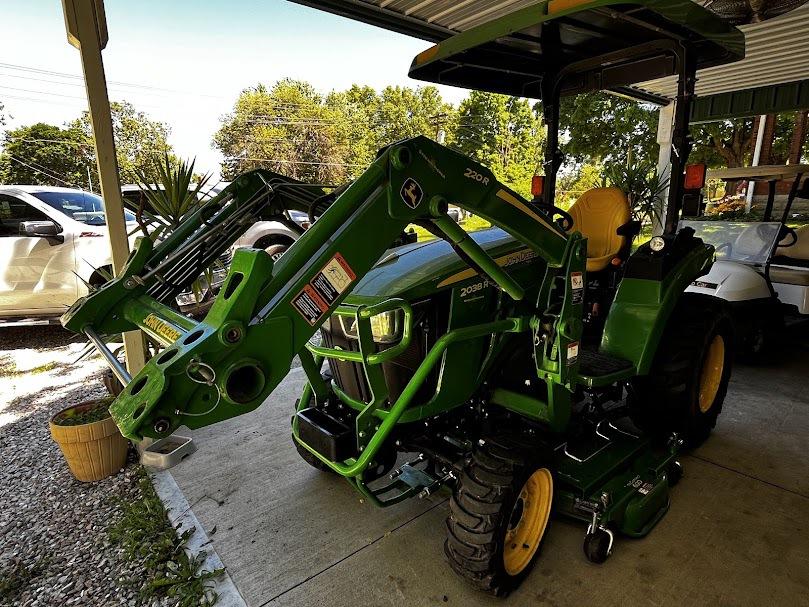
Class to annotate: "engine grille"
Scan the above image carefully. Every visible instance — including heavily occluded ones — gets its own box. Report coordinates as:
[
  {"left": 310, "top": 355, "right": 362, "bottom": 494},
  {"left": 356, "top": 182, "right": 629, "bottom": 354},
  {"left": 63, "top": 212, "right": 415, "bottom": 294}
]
[{"left": 321, "top": 299, "right": 446, "bottom": 406}]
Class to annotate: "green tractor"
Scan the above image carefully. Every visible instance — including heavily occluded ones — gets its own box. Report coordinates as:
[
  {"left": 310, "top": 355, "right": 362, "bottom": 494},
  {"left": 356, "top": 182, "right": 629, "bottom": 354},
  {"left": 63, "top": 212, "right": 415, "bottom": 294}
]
[{"left": 64, "top": 0, "right": 744, "bottom": 596}]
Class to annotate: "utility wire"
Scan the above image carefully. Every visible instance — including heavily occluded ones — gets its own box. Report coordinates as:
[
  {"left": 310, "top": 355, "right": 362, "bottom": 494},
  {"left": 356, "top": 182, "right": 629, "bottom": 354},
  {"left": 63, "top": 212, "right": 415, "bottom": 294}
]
[{"left": 7, "top": 155, "right": 77, "bottom": 187}]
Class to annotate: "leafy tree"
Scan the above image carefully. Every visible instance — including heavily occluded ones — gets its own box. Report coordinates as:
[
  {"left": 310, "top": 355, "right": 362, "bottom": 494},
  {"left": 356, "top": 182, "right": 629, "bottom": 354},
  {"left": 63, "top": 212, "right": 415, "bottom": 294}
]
[
  {"left": 0, "top": 122, "right": 93, "bottom": 187},
  {"left": 558, "top": 92, "right": 659, "bottom": 167},
  {"left": 214, "top": 79, "right": 350, "bottom": 184},
  {"left": 215, "top": 80, "right": 455, "bottom": 184},
  {"left": 689, "top": 118, "right": 756, "bottom": 168},
  {"left": 453, "top": 91, "right": 544, "bottom": 198},
  {"left": 71, "top": 101, "right": 173, "bottom": 186}
]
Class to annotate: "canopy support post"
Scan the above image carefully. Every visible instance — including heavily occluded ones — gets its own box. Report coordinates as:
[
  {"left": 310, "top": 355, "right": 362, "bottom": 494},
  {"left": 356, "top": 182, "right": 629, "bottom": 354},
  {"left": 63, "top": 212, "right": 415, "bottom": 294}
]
[{"left": 61, "top": 0, "right": 147, "bottom": 376}]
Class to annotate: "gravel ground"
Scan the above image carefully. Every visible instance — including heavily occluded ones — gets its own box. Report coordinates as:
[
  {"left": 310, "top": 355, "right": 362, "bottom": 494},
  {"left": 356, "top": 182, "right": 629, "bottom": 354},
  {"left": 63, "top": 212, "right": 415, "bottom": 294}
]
[{"left": 0, "top": 326, "right": 147, "bottom": 607}]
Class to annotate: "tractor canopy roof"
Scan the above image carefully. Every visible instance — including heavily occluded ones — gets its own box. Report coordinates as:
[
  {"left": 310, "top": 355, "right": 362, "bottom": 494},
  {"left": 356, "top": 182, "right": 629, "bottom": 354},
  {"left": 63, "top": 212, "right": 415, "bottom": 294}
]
[{"left": 408, "top": 0, "right": 745, "bottom": 102}]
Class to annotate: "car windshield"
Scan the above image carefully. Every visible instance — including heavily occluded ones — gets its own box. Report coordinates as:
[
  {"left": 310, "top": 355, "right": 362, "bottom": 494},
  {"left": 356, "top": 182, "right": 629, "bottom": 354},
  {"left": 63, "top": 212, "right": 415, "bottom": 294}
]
[
  {"left": 679, "top": 220, "right": 782, "bottom": 265},
  {"left": 31, "top": 191, "right": 136, "bottom": 226}
]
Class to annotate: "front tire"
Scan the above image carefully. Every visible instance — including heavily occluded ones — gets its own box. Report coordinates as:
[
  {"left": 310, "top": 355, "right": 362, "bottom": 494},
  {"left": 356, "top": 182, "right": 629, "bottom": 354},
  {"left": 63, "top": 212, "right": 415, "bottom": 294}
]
[
  {"left": 630, "top": 293, "right": 733, "bottom": 447},
  {"left": 445, "top": 437, "right": 553, "bottom": 596}
]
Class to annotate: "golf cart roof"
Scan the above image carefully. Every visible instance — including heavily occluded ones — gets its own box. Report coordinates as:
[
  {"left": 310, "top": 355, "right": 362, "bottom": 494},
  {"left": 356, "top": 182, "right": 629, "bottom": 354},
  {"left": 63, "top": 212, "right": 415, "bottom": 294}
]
[
  {"left": 408, "top": 0, "right": 745, "bottom": 100},
  {"left": 707, "top": 164, "right": 809, "bottom": 182}
]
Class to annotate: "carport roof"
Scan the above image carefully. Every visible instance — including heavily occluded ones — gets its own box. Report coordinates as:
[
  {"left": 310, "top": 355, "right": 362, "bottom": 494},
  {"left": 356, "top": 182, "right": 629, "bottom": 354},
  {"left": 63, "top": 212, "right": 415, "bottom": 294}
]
[{"left": 291, "top": 0, "right": 809, "bottom": 104}]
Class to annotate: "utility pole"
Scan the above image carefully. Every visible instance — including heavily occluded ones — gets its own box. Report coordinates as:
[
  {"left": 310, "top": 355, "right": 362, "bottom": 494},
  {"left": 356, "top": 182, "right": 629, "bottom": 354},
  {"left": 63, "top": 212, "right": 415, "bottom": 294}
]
[
  {"left": 86, "top": 165, "right": 93, "bottom": 193},
  {"left": 431, "top": 112, "right": 448, "bottom": 144},
  {"left": 62, "top": 0, "right": 146, "bottom": 375}
]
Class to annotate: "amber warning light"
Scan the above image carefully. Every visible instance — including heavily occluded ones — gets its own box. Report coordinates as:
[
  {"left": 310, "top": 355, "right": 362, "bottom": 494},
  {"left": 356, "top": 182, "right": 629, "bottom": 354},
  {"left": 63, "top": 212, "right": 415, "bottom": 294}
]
[{"left": 531, "top": 175, "right": 545, "bottom": 197}]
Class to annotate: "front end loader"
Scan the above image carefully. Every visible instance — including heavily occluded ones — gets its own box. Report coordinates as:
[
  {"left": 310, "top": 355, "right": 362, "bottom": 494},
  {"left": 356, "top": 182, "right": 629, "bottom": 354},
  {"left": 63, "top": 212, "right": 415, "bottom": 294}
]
[{"left": 63, "top": 0, "right": 744, "bottom": 596}]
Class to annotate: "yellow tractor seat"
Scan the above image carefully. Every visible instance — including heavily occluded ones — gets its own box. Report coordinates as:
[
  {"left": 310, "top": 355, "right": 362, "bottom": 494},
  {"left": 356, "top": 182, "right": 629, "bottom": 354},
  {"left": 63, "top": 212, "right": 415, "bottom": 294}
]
[{"left": 567, "top": 187, "right": 631, "bottom": 272}]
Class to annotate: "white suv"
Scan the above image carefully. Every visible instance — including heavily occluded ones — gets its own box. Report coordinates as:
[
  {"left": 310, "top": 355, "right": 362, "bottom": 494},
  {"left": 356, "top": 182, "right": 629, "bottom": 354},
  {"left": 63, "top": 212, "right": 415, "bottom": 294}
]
[{"left": 0, "top": 185, "right": 137, "bottom": 321}]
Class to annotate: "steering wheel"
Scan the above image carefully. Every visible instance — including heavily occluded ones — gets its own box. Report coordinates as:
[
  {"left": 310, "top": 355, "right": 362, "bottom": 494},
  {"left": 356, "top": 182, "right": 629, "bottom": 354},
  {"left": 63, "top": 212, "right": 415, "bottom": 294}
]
[
  {"left": 752, "top": 223, "right": 780, "bottom": 259},
  {"left": 536, "top": 202, "right": 574, "bottom": 232},
  {"left": 715, "top": 241, "right": 733, "bottom": 257},
  {"left": 778, "top": 225, "right": 798, "bottom": 249}
]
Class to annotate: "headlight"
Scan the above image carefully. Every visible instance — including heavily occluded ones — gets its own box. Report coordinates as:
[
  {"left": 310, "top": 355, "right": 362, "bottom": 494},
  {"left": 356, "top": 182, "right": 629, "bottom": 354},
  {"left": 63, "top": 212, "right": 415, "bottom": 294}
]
[
  {"left": 650, "top": 236, "right": 666, "bottom": 253},
  {"left": 339, "top": 310, "right": 403, "bottom": 344}
]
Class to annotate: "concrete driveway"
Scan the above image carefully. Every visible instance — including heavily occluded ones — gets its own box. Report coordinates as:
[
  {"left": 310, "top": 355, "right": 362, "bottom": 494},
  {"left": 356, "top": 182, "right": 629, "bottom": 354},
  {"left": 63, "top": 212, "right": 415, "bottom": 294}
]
[{"left": 167, "top": 329, "right": 809, "bottom": 607}]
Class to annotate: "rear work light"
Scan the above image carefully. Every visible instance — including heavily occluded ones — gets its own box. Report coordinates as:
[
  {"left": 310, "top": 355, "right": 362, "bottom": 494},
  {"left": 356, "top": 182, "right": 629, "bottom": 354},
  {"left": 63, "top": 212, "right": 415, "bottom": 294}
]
[{"left": 684, "top": 164, "right": 706, "bottom": 190}]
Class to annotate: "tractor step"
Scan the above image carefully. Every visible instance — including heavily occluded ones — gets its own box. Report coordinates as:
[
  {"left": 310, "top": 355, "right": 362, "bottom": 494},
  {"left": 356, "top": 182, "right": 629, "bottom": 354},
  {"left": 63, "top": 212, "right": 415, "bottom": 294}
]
[
  {"left": 296, "top": 407, "right": 355, "bottom": 462},
  {"left": 576, "top": 348, "right": 634, "bottom": 387}
]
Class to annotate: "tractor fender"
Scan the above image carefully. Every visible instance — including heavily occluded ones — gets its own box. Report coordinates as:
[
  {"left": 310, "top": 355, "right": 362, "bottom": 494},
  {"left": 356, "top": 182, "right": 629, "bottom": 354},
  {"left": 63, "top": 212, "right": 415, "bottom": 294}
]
[
  {"left": 601, "top": 243, "right": 714, "bottom": 376},
  {"left": 685, "top": 260, "right": 771, "bottom": 302}
]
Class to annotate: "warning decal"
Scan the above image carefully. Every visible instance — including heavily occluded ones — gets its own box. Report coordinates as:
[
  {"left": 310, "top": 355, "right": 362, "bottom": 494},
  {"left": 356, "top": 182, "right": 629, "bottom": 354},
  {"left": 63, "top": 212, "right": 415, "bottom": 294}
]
[
  {"left": 566, "top": 341, "right": 579, "bottom": 365},
  {"left": 292, "top": 253, "right": 356, "bottom": 325},
  {"left": 571, "top": 271, "right": 584, "bottom": 305}
]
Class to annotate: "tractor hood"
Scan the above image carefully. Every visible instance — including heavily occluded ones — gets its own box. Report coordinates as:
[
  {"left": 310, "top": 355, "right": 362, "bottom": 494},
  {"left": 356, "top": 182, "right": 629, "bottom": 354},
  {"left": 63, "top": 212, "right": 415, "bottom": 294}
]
[{"left": 348, "top": 227, "right": 540, "bottom": 301}]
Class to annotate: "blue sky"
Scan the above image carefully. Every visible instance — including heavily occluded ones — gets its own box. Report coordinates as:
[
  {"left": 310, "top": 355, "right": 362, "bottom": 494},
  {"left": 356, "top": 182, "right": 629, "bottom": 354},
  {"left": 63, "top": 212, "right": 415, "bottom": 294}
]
[{"left": 0, "top": 0, "right": 467, "bottom": 180}]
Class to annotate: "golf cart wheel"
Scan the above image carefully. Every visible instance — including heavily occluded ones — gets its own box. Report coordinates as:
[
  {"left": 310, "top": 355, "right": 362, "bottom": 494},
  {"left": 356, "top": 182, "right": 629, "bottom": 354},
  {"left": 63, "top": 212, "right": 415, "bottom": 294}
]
[
  {"left": 630, "top": 293, "right": 733, "bottom": 448},
  {"left": 444, "top": 437, "right": 553, "bottom": 597},
  {"left": 583, "top": 528, "right": 613, "bottom": 564}
]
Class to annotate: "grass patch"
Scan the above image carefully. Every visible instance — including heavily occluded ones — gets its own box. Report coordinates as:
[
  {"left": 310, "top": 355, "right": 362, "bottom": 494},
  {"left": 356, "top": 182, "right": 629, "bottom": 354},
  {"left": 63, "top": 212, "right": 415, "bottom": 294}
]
[
  {"left": 109, "top": 467, "right": 222, "bottom": 606},
  {"left": 0, "top": 558, "right": 48, "bottom": 603}
]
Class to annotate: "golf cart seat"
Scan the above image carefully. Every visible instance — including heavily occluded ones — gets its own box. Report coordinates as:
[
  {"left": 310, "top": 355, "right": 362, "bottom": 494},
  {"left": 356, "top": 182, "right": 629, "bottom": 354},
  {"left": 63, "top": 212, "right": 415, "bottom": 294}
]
[
  {"left": 568, "top": 187, "right": 631, "bottom": 272},
  {"left": 771, "top": 225, "right": 809, "bottom": 285}
]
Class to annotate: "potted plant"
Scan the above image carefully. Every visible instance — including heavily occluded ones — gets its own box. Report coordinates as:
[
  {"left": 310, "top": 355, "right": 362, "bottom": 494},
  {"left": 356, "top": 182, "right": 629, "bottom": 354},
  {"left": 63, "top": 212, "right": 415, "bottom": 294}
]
[{"left": 49, "top": 398, "right": 129, "bottom": 482}]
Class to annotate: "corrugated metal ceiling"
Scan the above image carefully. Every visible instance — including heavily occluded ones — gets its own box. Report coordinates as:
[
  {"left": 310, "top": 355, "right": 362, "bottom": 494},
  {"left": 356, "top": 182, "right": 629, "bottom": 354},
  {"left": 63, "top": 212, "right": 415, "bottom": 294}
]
[
  {"left": 631, "top": 4, "right": 809, "bottom": 99},
  {"left": 292, "top": 0, "right": 809, "bottom": 102}
]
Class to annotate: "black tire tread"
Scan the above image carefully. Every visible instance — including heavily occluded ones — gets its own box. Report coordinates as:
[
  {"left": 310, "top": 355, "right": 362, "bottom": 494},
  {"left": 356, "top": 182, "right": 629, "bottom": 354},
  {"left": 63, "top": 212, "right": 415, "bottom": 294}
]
[
  {"left": 630, "top": 293, "right": 733, "bottom": 447},
  {"left": 445, "top": 436, "right": 549, "bottom": 596}
]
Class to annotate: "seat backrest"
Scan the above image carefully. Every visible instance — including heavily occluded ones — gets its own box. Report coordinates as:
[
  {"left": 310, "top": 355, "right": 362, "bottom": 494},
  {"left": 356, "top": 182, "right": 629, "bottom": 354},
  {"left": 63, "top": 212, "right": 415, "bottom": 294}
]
[
  {"left": 776, "top": 224, "right": 809, "bottom": 261},
  {"left": 568, "top": 187, "right": 631, "bottom": 272}
]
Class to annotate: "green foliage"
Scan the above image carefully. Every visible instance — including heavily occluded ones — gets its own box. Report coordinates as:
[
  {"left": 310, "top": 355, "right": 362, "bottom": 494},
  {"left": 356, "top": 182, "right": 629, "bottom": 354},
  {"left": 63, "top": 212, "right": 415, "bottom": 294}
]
[
  {"left": 0, "top": 122, "right": 93, "bottom": 187},
  {"left": 454, "top": 91, "right": 544, "bottom": 198},
  {"left": 558, "top": 92, "right": 659, "bottom": 167},
  {"left": 0, "top": 102, "right": 172, "bottom": 189},
  {"left": 557, "top": 163, "right": 605, "bottom": 208},
  {"left": 71, "top": 101, "right": 174, "bottom": 186},
  {"left": 134, "top": 154, "right": 211, "bottom": 233},
  {"left": 689, "top": 117, "right": 756, "bottom": 168},
  {"left": 604, "top": 160, "right": 669, "bottom": 225},
  {"left": 109, "top": 467, "right": 222, "bottom": 606},
  {"left": 129, "top": 155, "right": 214, "bottom": 304},
  {"left": 52, "top": 398, "right": 113, "bottom": 426},
  {"left": 214, "top": 80, "right": 455, "bottom": 184}
]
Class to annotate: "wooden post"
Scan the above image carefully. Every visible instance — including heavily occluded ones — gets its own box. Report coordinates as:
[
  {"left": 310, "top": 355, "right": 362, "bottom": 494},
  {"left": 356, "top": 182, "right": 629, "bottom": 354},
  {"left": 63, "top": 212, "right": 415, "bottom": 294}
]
[{"left": 61, "top": 0, "right": 146, "bottom": 375}]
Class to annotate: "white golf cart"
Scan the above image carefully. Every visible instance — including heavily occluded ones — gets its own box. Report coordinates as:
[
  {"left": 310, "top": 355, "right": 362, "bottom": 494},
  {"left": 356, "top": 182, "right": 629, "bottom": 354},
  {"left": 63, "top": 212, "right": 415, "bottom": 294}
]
[{"left": 685, "top": 164, "right": 809, "bottom": 357}]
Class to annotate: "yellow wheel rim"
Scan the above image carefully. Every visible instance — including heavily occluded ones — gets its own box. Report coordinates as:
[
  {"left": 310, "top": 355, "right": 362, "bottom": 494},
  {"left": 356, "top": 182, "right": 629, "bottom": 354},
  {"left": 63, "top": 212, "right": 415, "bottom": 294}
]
[
  {"left": 698, "top": 334, "right": 725, "bottom": 413},
  {"left": 502, "top": 468, "right": 553, "bottom": 576}
]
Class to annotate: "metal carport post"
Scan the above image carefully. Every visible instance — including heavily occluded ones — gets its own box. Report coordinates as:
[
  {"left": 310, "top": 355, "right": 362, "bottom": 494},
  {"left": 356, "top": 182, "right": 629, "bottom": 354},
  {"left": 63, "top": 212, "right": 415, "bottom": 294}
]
[{"left": 60, "top": 0, "right": 146, "bottom": 375}]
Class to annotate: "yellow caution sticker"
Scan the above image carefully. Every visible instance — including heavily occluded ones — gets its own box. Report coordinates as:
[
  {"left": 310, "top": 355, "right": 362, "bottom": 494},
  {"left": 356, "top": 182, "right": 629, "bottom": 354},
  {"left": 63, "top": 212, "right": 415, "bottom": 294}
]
[
  {"left": 143, "top": 314, "right": 182, "bottom": 343},
  {"left": 292, "top": 253, "right": 356, "bottom": 325}
]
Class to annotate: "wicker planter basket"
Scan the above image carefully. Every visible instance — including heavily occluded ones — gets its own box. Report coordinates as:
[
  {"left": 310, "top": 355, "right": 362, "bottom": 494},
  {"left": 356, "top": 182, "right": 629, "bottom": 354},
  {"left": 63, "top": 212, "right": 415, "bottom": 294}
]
[{"left": 49, "top": 400, "right": 129, "bottom": 482}]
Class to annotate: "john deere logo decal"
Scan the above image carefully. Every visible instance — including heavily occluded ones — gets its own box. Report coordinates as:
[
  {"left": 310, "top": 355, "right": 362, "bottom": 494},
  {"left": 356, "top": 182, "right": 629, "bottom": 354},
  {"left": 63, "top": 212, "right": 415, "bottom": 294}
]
[{"left": 400, "top": 178, "right": 424, "bottom": 209}]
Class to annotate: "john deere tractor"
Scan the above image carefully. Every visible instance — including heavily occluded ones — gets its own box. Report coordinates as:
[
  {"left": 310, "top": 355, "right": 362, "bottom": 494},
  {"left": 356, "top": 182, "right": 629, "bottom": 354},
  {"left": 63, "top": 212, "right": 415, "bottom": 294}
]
[{"left": 64, "top": 0, "right": 744, "bottom": 596}]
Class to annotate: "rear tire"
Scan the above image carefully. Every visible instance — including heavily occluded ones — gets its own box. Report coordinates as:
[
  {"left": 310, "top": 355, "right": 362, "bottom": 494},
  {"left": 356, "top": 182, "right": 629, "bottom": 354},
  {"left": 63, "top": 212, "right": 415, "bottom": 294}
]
[
  {"left": 445, "top": 436, "right": 553, "bottom": 597},
  {"left": 630, "top": 293, "right": 733, "bottom": 447}
]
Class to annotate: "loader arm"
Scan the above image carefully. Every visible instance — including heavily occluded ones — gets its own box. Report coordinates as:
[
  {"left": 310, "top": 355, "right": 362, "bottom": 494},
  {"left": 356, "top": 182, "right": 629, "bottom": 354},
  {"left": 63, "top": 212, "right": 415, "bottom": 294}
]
[{"left": 63, "top": 136, "right": 572, "bottom": 441}]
